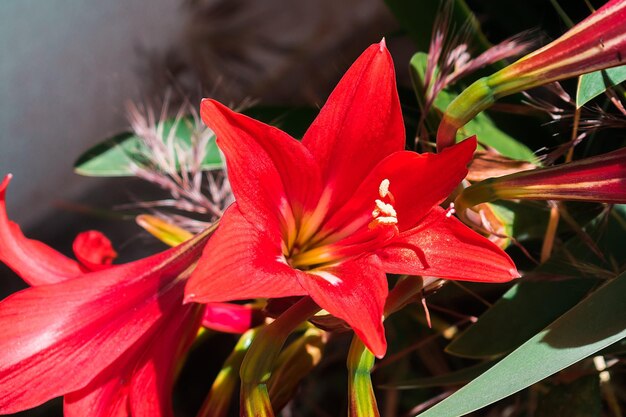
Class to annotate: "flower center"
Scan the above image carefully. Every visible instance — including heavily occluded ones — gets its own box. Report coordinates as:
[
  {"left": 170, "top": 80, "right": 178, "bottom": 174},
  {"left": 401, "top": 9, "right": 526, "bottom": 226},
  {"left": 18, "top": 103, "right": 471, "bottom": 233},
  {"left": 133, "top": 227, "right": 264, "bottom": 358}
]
[{"left": 286, "top": 179, "right": 399, "bottom": 270}]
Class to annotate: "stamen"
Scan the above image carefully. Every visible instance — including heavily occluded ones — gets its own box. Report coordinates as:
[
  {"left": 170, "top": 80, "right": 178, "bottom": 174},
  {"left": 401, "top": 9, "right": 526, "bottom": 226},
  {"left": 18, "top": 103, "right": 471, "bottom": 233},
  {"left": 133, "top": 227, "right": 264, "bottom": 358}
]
[
  {"left": 375, "top": 199, "right": 396, "bottom": 217},
  {"left": 371, "top": 180, "right": 399, "bottom": 230},
  {"left": 379, "top": 179, "right": 390, "bottom": 198},
  {"left": 376, "top": 216, "right": 398, "bottom": 225},
  {"left": 446, "top": 202, "right": 456, "bottom": 218}
]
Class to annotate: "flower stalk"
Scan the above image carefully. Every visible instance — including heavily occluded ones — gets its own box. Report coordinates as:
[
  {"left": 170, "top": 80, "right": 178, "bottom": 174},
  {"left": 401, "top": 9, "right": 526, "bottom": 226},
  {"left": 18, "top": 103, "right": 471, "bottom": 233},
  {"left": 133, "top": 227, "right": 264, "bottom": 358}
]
[
  {"left": 197, "top": 329, "right": 258, "bottom": 417},
  {"left": 267, "top": 327, "right": 326, "bottom": 412},
  {"left": 347, "top": 336, "right": 380, "bottom": 417},
  {"left": 437, "top": 0, "right": 626, "bottom": 150},
  {"left": 239, "top": 297, "right": 320, "bottom": 417}
]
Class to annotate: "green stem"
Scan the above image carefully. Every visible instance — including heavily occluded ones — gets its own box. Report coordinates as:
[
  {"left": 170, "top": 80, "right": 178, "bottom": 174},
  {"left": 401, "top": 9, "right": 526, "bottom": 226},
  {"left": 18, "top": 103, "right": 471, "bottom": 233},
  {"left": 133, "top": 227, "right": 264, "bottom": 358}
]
[
  {"left": 347, "top": 336, "right": 380, "bottom": 417},
  {"left": 196, "top": 329, "right": 258, "bottom": 417},
  {"left": 240, "top": 297, "right": 320, "bottom": 417}
]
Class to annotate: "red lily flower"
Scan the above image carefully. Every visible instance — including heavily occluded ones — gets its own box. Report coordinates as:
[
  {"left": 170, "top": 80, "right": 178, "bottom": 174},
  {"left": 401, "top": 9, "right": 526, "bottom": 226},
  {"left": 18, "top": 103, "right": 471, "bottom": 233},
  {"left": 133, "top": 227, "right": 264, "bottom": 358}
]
[
  {"left": 0, "top": 175, "right": 252, "bottom": 416},
  {"left": 184, "top": 41, "right": 519, "bottom": 358}
]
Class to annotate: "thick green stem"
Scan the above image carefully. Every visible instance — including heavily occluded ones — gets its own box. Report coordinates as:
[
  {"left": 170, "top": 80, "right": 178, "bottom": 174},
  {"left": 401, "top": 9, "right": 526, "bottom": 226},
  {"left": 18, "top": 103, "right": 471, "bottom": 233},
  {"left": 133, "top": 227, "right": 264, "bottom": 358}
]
[
  {"left": 196, "top": 329, "right": 258, "bottom": 417},
  {"left": 239, "top": 297, "right": 320, "bottom": 417},
  {"left": 436, "top": 74, "right": 529, "bottom": 151},
  {"left": 437, "top": 0, "right": 626, "bottom": 151},
  {"left": 347, "top": 336, "right": 380, "bottom": 417}
]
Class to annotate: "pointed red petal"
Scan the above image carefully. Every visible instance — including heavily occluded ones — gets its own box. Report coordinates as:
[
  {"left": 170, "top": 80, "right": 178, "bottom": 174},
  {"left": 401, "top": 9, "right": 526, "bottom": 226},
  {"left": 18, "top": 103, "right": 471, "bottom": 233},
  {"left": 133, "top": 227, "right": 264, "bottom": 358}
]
[
  {"left": 64, "top": 345, "right": 136, "bottom": 417},
  {"left": 378, "top": 207, "right": 519, "bottom": 282},
  {"left": 185, "top": 204, "right": 306, "bottom": 304},
  {"left": 64, "top": 374, "right": 131, "bottom": 417},
  {"left": 130, "top": 305, "right": 202, "bottom": 417},
  {"left": 0, "top": 175, "right": 82, "bottom": 285},
  {"left": 323, "top": 138, "right": 476, "bottom": 235},
  {"left": 302, "top": 42, "right": 404, "bottom": 213},
  {"left": 297, "top": 256, "right": 388, "bottom": 358},
  {"left": 0, "top": 231, "right": 208, "bottom": 413},
  {"left": 200, "top": 99, "right": 322, "bottom": 234},
  {"left": 73, "top": 230, "right": 118, "bottom": 271}
]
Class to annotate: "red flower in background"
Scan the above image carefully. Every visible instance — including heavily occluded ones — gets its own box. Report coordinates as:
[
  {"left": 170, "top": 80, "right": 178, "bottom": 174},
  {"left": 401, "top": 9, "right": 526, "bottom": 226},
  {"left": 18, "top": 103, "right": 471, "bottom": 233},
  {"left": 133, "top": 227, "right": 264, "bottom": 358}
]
[
  {"left": 185, "top": 41, "right": 519, "bottom": 358},
  {"left": 0, "top": 175, "right": 254, "bottom": 416}
]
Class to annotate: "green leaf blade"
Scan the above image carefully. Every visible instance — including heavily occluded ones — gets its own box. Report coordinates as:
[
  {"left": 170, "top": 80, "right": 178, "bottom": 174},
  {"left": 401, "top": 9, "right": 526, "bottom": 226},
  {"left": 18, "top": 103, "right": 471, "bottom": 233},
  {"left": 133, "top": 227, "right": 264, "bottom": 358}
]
[
  {"left": 74, "top": 116, "right": 221, "bottom": 177},
  {"left": 576, "top": 65, "right": 626, "bottom": 108},
  {"left": 417, "top": 271, "right": 626, "bottom": 417}
]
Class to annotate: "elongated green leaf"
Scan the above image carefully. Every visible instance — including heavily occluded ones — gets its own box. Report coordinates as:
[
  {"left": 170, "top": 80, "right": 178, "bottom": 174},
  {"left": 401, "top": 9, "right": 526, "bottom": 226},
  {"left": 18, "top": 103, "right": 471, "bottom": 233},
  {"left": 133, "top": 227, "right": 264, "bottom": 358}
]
[
  {"left": 418, "top": 271, "right": 626, "bottom": 417},
  {"left": 447, "top": 205, "right": 626, "bottom": 358},
  {"left": 379, "top": 361, "right": 495, "bottom": 390},
  {"left": 577, "top": 66, "right": 626, "bottom": 108},
  {"left": 74, "top": 116, "right": 221, "bottom": 177}
]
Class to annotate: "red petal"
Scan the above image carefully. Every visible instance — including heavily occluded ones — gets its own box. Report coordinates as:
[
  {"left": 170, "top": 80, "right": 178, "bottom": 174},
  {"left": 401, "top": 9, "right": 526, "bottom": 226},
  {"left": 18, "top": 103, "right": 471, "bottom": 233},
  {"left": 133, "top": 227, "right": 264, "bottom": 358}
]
[
  {"left": 0, "top": 175, "right": 83, "bottom": 286},
  {"left": 200, "top": 99, "right": 322, "bottom": 236},
  {"left": 322, "top": 138, "right": 476, "bottom": 235},
  {"left": 296, "top": 256, "right": 388, "bottom": 358},
  {"left": 185, "top": 204, "right": 306, "bottom": 304},
  {"left": 64, "top": 352, "right": 133, "bottom": 417},
  {"left": 378, "top": 207, "right": 519, "bottom": 282},
  {"left": 130, "top": 305, "right": 203, "bottom": 417},
  {"left": 302, "top": 41, "right": 404, "bottom": 213},
  {"left": 202, "top": 302, "right": 263, "bottom": 334},
  {"left": 64, "top": 374, "right": 131, "bottom": 417},
  {"left": 0, "top": 231, "right": 209, "bottom": 413},
  {"left": 73, "top": 230, "right": 118, "bottom": 271}
]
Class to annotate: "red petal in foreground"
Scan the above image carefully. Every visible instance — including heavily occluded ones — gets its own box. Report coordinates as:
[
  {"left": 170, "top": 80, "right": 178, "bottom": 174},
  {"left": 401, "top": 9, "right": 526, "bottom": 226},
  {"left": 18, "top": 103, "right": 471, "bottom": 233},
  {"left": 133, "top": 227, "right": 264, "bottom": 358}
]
[
  {"left": 200, "top": 99, "right": 322, "bottom": 237},
  {"left": 0, "top": 175, "right": 82, "bottom": 286},
  {"left": 296, "top": 256, "right": 388, "bottom": 358},
  {"left": 322, "top": 137, "right": 476, "bottom": 235},
  {"left": 185, "top": 204, "right": 306, "bottom": 304},
  {"left": 302, "top": 40, "right": 405, "bottom": 213},
  {"left": 129, "top": 305, "right": 203, "bottom": 417},
  {"left": 378, "top": 207, "right": 519, "bottom": 282},
  {"left": 0, "top": 246, "right": 198, "bottom": 412}
]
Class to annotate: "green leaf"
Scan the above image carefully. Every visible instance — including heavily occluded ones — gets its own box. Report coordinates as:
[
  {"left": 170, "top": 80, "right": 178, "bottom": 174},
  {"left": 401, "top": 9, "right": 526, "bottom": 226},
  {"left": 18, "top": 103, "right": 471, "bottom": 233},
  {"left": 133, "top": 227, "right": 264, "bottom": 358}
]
[
  {"left": 379, "top": 361, "right": 495, "bottom": 390},
  {"left": 576, "top": 66, "right": 626, "bottom": 108},
  {"left": 74, "top": 116, "right": 221, "bottom": 177},
  {"left": 417, "top": 271, "right": 626, "bottom": 417},
  {"left": 447, "top": 205, "right": 626, "bottom": 358}
]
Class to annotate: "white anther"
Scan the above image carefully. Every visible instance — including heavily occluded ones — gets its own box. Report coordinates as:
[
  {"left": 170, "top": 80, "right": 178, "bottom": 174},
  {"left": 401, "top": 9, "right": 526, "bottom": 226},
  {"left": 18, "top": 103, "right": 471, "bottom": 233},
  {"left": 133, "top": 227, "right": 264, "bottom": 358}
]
[
  {"left": 379, "top": 179, "right": 390, "bottom": 198},
  {"left": 445, "top": 202, "right": 456, "bottom": 218},
  {"left": 375, "top": 199, "right": 397, "bottom": 217},
  {"left": 375, "top": 216, "right": 398, "bottom": 225}
]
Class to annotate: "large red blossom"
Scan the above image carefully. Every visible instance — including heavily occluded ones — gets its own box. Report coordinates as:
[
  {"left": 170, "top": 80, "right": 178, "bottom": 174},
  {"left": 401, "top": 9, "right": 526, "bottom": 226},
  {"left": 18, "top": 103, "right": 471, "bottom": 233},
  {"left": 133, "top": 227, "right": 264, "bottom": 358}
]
[
  {"left": 0, "top": 175, "right": 253, "bottom": 416},
  {"left": 185, "top": 41, "right": 519, "bottom": 358}
]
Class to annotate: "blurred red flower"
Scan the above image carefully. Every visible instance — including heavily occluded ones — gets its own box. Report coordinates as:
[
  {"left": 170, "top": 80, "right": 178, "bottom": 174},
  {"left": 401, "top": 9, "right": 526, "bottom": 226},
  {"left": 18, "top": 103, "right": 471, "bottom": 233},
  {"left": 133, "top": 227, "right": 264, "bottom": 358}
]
[{"left": 0, "top": 175, "right": 255, "bottom": 416}]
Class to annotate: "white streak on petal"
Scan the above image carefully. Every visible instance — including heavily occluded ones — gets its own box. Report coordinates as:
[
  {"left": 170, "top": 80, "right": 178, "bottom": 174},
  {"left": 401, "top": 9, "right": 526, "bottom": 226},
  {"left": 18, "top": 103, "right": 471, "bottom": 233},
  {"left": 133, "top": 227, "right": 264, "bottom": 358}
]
[{"left": 310, "top": 271, "right": 343, "bottom": 286}]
